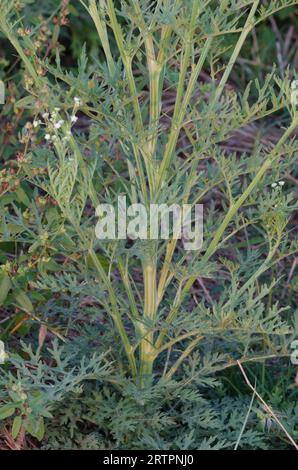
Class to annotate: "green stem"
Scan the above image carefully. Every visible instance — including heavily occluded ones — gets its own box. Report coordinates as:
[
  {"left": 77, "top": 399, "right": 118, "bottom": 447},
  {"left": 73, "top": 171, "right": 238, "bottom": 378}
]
[
  {"left": 130, "top": 0, "right": 160, "bottom": 158},
  {"left": 89, "top": 248, "right": 137, "bottom": 378},
  {"left": 164, "top": 335, "right": 204, "bottom": 380},
  {"left": 106, "top": 0, "right": 158, "bottom": 196},
  {"left": 117, "top": 255, "right": 141, "bottom": 323},
  {"left": 106, "top": 0, "right": 143, "bottom": 133},
  {"left": 157, "top": 37, "right": 213, "bottom": 190},
  {"left": 139, "top": 261, "right": 157, "bottom": 387},
  {"left": 84, "top": 0, "right": 116, "bottom": 77},
  {"left": 212, "top": 0, "right": 260, "bottom": 105},
  {"left": 6, "top": 33, "right": 42, "bottom": 88}
]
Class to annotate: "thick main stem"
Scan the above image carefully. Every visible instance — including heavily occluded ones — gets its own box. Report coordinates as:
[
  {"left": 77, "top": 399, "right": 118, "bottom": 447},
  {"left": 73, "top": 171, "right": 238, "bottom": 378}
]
[{"left": 139, "top": 261, "right": 157, "bottom": 387}]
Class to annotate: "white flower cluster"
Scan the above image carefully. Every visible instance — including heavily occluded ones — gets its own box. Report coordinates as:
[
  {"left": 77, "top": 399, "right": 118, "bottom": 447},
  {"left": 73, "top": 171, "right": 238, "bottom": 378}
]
[
  {"left": 0, "top": 340, "right": 7, "bottom": 364},
  {"left": 271, "top": 181, "right": 285, "bottom": 188},
  {"left": 74, "top": 96, "right": 81, "bottom": 106},
  {"left": 33, "top": 96, "right": 82, "bottom": 143}
]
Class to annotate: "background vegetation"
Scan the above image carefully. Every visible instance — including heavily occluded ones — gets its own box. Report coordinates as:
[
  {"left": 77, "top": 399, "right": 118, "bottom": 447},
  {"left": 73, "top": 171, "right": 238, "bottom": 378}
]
[{"left": 0, "top": 0, "right": 297, "bottom": 450}]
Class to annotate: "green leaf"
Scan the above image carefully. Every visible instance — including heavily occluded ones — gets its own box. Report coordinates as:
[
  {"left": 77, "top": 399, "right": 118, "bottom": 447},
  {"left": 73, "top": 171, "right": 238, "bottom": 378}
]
[
  {"left": 15, "top": 186, "right": 31, "bottom": 207},
  {"left": 14, "top": 95, "right": 36, "bottom": 111},
  {"left": 26, "top": 417, "right": 45, "bottom": 441},
  {"left": 14, "top": 290, "right": 34, "bottom": 313},
  {"left": 35, "top": 417, "right": 45, "bottom": 441},
  {"left": 87, "top": 253, "right": 109, "bottom": 273},
  {"left": 0, "top": 272, "right": 11, "bottom": 305},
  {"left": 0, "top": 193, "right": 17, "bottom": 207},
  {"left": 11, "top": 416, "right": 22, "bottom": 439},
  {"left": 0, "top": 404, "right": 16, "bottom": 420},
  {"left": 28, "top": 240, "right": 41, "bottom": 253},
  {"left": 6, "top": 223, "right": 24, "bottom": 235}
]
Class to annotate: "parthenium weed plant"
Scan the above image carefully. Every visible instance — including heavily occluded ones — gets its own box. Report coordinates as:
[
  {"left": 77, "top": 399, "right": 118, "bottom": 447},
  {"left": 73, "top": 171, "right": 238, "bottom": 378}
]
[{"left": 0, "top": 0, "right": 298, "bottom": 448}]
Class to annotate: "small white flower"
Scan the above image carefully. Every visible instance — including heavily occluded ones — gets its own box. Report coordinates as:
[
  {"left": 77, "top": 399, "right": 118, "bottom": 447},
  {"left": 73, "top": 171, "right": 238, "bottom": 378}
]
[
  {"left": 74, "top": 96, "right": 81, "bottom": 106},
  {"left": 54, "top": 119, "right": 64, "bottom": 129},
  {"left": 33, "top": 120, "right": 39, "bottom": 128},
  {"left": 42, "top": 112, "right": 49, "bottom": 119},
  {"left": 279, "top": 180, "right": 285, "bottom": 186},
  {"left": 45, "top": 133, "right": 51, "bottom": 140},
  {"left": 71, "top": 115, "right": 78, "bottom": 123},
  {"left": 0, "top": 340, "right": 7, "bottom": 364},
  {"left": 271, "top": 182, "right": 277, "bottom": 188}
]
